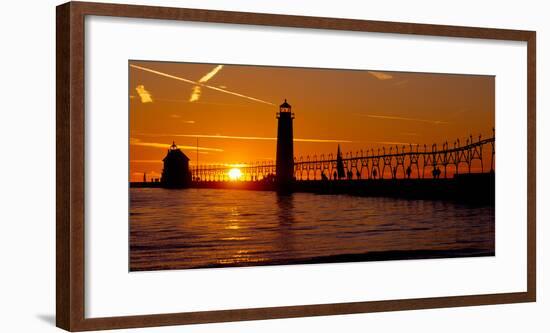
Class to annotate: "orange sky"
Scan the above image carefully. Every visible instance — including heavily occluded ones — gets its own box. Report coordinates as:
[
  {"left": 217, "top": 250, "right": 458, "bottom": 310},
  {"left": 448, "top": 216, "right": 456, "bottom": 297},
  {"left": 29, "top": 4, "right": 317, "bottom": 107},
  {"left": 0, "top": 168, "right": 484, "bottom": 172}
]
[{"left": 129, "top": 61, "right": 494, "bottom": 182}]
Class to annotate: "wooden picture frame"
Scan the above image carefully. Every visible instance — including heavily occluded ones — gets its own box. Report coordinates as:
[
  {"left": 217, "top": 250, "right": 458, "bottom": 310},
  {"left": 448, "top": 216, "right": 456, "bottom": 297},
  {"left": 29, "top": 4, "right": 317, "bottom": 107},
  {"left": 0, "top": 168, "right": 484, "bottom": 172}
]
[{"left": 56, "top": 1, "right": 536, "bottom": 331}]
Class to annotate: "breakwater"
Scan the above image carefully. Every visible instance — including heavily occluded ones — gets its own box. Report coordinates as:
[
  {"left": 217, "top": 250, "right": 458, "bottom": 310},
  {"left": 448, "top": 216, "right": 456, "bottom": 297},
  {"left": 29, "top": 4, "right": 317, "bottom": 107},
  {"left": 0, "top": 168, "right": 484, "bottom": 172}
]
[{"left": 130, "top": 172, "right": 494, "bottom": 204}]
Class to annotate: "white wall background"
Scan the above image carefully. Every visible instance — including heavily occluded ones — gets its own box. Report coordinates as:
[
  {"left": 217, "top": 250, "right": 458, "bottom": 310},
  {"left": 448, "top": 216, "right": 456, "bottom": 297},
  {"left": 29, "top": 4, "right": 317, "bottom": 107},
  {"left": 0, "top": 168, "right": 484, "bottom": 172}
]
[{"left": 0, "top": 0, "right": 547, "bottom": 332}]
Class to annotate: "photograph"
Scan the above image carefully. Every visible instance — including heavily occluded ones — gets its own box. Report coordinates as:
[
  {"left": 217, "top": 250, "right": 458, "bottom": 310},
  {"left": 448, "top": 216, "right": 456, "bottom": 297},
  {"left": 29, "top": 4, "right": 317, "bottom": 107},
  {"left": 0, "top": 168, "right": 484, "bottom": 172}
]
[{"left": 129, "top": 61, "right": 496, "bottom": 272}]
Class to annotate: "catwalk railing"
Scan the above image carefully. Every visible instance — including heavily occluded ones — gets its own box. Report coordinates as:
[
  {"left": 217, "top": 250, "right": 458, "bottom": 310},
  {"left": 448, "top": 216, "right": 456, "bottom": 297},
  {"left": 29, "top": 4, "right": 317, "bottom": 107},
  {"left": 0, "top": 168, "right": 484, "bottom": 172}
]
[{"left": 191, "top": 133, "right": 495, "bottom": 182}]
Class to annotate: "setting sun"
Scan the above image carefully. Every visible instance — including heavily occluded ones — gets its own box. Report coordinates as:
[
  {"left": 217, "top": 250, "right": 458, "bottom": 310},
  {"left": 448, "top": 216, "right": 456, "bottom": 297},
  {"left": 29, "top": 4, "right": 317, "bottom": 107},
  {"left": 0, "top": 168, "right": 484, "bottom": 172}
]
[{"left": 228, "top": 168, "right": 242, "bottom": 181}]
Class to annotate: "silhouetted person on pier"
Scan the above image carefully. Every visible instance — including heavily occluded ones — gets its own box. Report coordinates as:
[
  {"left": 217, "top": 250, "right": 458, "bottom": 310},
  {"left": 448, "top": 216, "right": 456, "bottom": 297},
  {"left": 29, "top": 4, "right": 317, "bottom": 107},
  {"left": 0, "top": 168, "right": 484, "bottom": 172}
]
[
  {"left": 333, "top": 171, "right": 337, "bottom": 180},
  {"left": 432, "top": 167, "right": 441, "bottom": 179},
  {"left": 392, "top": 167, "right": 397, "bottom": 179},
  {"left": 347, "top": 170, "right": 353, "bottom": 179},
  {"left": 356, "top": 170, "right": 361, "bottom": 179},
  {"left": 372, "top": 168, "right": 378, "bottom": 179},
  {"left": 406, "top": 166, "right": 412, "bottom": 179},
  {"left": 264, "top": 173, "right": 276, "bottom": 182},
  {"left": 321, "top": 172, "right": 328, "bottom": 181}
]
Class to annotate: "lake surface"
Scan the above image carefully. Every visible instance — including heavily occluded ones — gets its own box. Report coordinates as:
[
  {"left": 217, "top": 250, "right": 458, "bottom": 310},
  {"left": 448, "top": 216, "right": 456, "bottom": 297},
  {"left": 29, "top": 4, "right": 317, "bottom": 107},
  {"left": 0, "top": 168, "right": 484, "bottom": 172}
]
[{"left": 130, "top": 188, "right": 494, "bottom": 271}]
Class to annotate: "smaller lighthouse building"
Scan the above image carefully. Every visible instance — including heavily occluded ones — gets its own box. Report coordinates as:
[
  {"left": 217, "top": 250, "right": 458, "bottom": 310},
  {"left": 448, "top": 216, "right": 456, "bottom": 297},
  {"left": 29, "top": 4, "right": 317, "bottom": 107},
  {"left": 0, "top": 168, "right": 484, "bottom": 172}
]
[{"left": 161, "top": 142, "right": 191, "bottom": 188}]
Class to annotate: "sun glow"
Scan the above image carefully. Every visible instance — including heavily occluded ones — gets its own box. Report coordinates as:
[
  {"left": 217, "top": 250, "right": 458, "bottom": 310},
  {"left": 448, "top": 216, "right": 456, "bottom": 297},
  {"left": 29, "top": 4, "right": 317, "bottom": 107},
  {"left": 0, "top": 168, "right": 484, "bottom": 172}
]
[{"left": 228, "top": 168, "right": 243, "bottom": 181}]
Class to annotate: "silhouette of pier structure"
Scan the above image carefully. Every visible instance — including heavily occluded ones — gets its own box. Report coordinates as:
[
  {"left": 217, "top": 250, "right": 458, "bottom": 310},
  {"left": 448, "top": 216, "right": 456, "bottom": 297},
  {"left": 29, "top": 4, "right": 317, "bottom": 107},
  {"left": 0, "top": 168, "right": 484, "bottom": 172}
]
[
  {"left": 132, "top": 99, "right": 495, "bottom": 203},
  {"left": 192, "top": 133, "right": 494, "bottom": 182}
]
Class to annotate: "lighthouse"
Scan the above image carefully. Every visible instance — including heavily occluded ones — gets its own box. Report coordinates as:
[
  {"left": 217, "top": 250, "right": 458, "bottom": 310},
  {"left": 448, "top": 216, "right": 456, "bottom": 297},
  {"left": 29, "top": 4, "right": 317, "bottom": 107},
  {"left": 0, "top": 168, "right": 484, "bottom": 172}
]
[
  {"left": 275, "top": 99, "right": 295, "bottom": 191},
  {"left": 161, "top": 141, "right": 191, "bottom": 188}
]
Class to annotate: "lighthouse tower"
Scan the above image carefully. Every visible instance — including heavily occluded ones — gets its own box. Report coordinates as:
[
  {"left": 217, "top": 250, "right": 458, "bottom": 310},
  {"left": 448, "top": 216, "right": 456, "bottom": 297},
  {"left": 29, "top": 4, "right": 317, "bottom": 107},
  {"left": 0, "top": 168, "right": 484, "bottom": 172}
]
[{"left": 275, "top": 99, "right": 295, "bottom": 191}]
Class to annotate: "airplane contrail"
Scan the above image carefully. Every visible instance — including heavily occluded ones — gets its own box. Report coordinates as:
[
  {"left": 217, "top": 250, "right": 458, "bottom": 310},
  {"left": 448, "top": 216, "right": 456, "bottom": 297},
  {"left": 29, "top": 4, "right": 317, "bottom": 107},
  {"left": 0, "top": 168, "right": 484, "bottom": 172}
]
[
  {"left": 199, "top": 65, "right": 224, "bottom": 83},
  {"left": 130, "top": 64, "right": 275, "bottom": 106},
  {"left": 190, "top": 65, "right": 224, "bottom": 102}
]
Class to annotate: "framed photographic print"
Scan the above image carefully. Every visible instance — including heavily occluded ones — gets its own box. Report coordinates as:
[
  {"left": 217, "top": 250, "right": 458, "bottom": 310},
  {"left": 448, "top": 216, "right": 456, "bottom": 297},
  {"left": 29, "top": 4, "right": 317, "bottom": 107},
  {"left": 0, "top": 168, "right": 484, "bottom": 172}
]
[{"left": 56, "top": 1, "right": 536, "bottom": 331}]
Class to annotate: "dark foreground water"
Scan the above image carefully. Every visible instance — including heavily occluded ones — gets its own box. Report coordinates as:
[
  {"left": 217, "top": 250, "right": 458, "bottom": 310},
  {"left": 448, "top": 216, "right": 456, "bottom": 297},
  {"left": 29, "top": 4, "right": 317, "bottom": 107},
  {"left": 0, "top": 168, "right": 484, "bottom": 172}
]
[{"left": 130, "top": 188, "right": 494, "bottom": 271}]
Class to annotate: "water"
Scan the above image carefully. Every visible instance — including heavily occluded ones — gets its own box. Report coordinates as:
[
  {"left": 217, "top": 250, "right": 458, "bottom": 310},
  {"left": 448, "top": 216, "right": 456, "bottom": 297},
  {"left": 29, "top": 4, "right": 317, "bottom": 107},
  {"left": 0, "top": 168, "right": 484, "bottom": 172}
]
[{"left": 130, "top": 188, "right": 494, "bottom": 271}]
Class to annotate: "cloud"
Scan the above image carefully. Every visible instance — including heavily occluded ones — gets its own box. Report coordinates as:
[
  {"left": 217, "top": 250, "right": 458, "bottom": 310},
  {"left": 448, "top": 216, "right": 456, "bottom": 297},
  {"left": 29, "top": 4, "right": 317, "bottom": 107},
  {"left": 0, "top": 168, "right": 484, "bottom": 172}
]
[
  {"left": 189, "top": 86, "right": 202, "bottom": 102},
  {"left": 132, "top": 171, "right": 159, "bottom": 176},
  {"left": 294, "top": 138, "right": 352, "bottom": 143},
  {"left": 170, "top": 115, "right": 195, "bottom": 124},
  {"left": 360, "top": 114, "right": 449, "bottom": 125},
  {"left": 130, "top": 160, "right": 163, "bottom": 163},
  {"left": 177, "top": 134, "right": 271, "bottom": 141},
  {"left": 130, "top": 64, "right": 274, "bottom": 106},
  {"left": 199, "top": 65, "right": 224, "bottom": 83},
  {"left": 135, "top": 85, "right": 153, "bottom": 103},
  {"left": 374, "top": 141, "right": 419, "bottom": 146},
  {"left": 368, "top": 71, "right": 393, "bottom": 80},
  {"left": 141, "top": 133, "right": 353, "bottom": 143},
  {"left": 130, "top": 138, "right": 223, "bottom": 152},
  {"left": 450, "top": 108, "right": 467, "bottom": 118}
]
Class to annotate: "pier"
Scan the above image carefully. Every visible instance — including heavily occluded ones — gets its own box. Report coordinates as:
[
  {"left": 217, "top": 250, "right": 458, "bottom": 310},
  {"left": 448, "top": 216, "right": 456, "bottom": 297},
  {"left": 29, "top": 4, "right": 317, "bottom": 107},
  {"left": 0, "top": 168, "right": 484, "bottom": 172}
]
[
  {"left": 132, "top": 172, "right": 494, "bottom": 205},
  {"left": 131, "top": 99, "right": 495, "bottom": 204}
]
